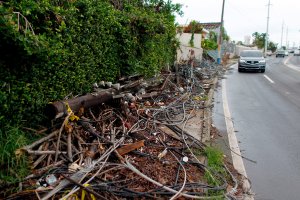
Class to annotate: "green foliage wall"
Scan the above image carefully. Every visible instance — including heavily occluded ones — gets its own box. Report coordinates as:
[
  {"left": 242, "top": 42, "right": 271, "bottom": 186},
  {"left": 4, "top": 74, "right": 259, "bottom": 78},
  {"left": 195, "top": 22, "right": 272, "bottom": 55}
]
[
  {"left": 0, "top": 0, "right": 181, "bottom": 181},
  {"left": 0, "top": 0, "right": 180, "bottom": 127}
]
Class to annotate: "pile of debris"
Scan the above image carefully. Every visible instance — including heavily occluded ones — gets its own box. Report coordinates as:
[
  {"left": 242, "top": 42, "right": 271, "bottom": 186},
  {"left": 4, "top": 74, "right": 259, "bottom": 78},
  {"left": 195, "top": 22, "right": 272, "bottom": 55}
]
[{"left": 5, "top": 64, "right": 240, "bottom": 199}]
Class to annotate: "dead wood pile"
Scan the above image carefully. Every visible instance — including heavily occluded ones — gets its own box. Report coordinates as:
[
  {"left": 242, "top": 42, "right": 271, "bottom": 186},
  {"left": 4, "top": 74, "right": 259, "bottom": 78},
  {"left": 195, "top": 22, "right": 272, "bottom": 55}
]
[{"left": 5, "top": 65, "right": 240, "bottom": 199}]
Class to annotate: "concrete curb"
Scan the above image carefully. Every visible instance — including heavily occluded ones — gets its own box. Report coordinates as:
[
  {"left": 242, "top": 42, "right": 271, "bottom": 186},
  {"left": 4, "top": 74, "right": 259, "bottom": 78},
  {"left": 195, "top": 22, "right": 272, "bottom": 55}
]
[
  {"left": 201, "top": 76, "right": 218, "bottom": 142},
  {"left": 202, "top": 60, "right": 238, "bottom": 143}
]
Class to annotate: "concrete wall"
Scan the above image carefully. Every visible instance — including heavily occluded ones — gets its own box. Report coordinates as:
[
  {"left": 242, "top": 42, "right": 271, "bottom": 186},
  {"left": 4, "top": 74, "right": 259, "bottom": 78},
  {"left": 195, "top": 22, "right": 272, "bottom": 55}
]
[
  {"left": 221, "top": 44, "right": 259, "bottom": 59},
  {"left": 235, "top": 45, "right": 258, "bottom": 56},
  {"left": 176, "top": 33, "right": 203, "bottom": 62}
]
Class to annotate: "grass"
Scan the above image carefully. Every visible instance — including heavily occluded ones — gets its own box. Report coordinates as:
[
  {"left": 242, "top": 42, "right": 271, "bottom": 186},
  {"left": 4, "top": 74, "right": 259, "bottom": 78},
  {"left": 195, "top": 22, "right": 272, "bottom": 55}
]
[
  {"left": 203, "top": 146, "right": 227, "bottom": 197},
  {"left": 190, "top": 146, "right": 228, "bottom": 198},
  {"left": 0, "top": 126, "right": 31, "bottom": 185}
]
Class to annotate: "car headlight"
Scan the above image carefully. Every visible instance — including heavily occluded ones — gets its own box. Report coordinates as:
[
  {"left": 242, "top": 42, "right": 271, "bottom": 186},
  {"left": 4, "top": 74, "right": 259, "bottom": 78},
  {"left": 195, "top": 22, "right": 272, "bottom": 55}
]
[
  {"left": 239, "top": 59, "right": 246, "bottom": 63},
  {"left": 259, "top": 60, "right": 266, "bottom": 63}
]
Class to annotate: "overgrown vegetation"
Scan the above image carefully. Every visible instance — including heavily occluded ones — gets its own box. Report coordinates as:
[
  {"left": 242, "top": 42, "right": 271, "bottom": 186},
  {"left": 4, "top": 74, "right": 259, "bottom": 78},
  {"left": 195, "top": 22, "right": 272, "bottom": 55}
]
[
  {"left": 201, "top": 31, "right": 218, "bottom": 50},
  {"left": 182, "top": 20, "right": 203, "bottom": 47},
  {"left": 201, "top": 27, "right": 229, "bottom": 51},
  {"left": 182, "top": 20, "right": 203, "bottom": 34},
  {"left": 0, "top": 127, "right": 30, "bottom": 185},
  {"left": 0, "top": 0, "right": 181, "bottom": 183},
  {"left": 204, "top": 146, "right": 226, "bottom": 196}
]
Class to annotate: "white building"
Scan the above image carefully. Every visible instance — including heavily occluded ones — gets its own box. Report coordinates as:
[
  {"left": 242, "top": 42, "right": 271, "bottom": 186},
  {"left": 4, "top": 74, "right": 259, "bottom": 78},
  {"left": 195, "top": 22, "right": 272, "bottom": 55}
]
[
  {"left": 244, "top": 35, "right": 251, "bottom": 45},
  {"left": 176, "top": 25, "right": 209, "bottom": 62}
]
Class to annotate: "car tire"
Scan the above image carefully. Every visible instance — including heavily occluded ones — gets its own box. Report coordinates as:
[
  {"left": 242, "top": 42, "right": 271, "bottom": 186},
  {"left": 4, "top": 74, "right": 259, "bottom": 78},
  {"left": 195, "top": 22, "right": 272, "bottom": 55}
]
[
  {"left": 261, "top": 69, "right": 265, "bottom": 73},
  {"left": 238, "top": 68, "right": 242, "bottom": 72}
]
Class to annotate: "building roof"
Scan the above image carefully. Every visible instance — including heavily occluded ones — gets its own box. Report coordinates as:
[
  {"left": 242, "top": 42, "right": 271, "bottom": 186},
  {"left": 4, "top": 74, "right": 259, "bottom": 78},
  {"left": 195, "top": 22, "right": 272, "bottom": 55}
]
[
  {"left": 177, "top": 24, "right": 209, "bottom": 34},
  {"left": 199, "top": 22, "right": 221, "bottom": 30}
]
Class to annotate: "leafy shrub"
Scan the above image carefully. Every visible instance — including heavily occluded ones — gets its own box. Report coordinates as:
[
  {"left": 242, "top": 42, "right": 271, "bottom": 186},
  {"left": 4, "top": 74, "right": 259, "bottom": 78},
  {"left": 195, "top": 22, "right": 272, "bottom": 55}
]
[
  {"left": 0, "top": 0, "right": 181, "bottom": 126},
  {"left": 0, "top": 0, "right": 181, "bottom": 182}
]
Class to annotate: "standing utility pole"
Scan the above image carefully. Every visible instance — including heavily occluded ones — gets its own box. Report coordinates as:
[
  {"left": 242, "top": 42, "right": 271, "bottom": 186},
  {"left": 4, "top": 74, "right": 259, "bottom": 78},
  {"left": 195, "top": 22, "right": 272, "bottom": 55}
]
[
  {"left": 280, "top": 21, "right": 284, "bottom": 48},
  {"left": 217, "top": 0, "right": 225, "bottom": 64},
  {"left": 264, "top": 0, "right": 271, "bottom": 56},
  {"left": 286, "top": 27, "right": 288, "bottom": 49}
]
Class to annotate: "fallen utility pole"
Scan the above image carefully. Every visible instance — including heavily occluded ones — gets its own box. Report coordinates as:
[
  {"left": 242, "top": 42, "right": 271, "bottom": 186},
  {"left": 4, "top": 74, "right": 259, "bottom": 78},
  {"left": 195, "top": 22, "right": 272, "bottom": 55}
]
[{"left": 46, "top": 88, "right": 115, "bottom": 119}]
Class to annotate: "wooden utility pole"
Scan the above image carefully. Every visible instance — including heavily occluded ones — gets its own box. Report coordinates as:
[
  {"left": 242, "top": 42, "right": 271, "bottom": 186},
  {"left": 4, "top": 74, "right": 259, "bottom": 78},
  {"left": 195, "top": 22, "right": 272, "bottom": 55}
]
[
  {"left": 264, "top": 0, "right": 271, "bottom": 56},
  {"left": 217, "top": 0, "right": 225, "bottom": 64},
  {"left": 280, "top": 21, "right": 284, "bottom": 48}
]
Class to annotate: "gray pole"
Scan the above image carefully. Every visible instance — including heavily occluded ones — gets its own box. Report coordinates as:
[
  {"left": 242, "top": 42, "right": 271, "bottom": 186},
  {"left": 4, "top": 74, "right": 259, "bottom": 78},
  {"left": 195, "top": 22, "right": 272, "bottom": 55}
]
[
  {"left": 264, "top": 0, "right": 271, "bottom": 56},
  {"left": 286, "top": 27, "right": 288, "bottom": 48},
  {"left": 217, "top": 0, "right": 225, "bottom": 64},
  {"left": 280, "top": 21, "right": 284, "bottom": 48}
]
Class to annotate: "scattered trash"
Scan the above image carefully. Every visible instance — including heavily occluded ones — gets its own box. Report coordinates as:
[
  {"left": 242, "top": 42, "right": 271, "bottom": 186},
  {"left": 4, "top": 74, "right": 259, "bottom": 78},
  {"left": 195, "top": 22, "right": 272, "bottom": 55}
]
[{"left": 7, "top": 63, "right": 239, "bottom": 199}]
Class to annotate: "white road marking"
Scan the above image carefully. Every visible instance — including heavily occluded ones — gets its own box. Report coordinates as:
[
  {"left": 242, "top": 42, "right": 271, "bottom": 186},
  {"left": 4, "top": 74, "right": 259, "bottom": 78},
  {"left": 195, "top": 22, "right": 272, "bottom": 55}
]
[
  {"left": 222, "top": 79, "right": 253, "bottom": 199},
  {"left": 283, "top": 56, "right": 291, "bottom": 66},
  {"left": 263, "top": 75, "right": 274, "bottom": 84},
  {"left": 284, "top": 56, "right": 300, "bottom": 72}
]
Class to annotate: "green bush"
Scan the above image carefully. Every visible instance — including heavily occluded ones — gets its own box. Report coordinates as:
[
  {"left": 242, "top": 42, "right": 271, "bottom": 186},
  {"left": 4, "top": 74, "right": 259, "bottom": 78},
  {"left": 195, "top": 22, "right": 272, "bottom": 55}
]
[
  {"left": 0, "top": 0, "right": 181, "bottom": 125},
  {"left": 0, "top": 0, "right": 181, "bottom": 182}
]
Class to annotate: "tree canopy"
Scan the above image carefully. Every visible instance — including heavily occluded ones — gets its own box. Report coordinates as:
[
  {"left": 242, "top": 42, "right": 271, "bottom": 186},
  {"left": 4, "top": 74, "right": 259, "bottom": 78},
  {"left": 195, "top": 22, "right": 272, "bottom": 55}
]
[
  {"left": 252, "top": 32, "right": 266, "bottom": 49},
  {"left": 252, "top": 32, "right": 277, "bottom": 51}
]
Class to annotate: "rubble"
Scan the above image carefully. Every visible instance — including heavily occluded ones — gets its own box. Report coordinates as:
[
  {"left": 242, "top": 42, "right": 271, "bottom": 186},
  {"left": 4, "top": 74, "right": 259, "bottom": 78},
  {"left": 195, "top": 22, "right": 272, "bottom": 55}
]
[{"left": 5, "top": 61, "right": 241, "bottom": 199}]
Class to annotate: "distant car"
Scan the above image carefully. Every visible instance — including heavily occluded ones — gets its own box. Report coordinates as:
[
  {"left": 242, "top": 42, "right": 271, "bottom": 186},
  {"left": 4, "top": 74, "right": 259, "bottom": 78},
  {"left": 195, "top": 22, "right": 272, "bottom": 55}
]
[
  {"left": 294, "top": 49, "right": 300, "bottom": 56},
  {"left": 266, "top": 50, "right": 272, "bottom": 56},
  {"left": 238, "top": 50, "right": 266, "bottom": 73},
  {"left": 285, "top": 50, "right": 289, "bottom": 56},
  {"left": 276, "top": 50, "right": 285, "bottom": 57}
]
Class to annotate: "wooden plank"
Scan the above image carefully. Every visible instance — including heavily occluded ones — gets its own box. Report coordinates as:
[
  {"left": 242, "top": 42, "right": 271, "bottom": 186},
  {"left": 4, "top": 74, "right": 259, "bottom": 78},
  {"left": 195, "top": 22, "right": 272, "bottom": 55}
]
[{"left": 116, "top": 140, "right": 145, "bottom": 156}]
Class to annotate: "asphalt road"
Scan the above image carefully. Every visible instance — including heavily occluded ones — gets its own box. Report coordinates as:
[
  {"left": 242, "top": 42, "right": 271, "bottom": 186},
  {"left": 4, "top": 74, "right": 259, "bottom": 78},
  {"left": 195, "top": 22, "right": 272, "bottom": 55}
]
[
  {"left": 288, "top": 54, "right": 300, "bottom": 66},
  {"left": 214, "top": 55, "right": 300, "bottom": 200}
]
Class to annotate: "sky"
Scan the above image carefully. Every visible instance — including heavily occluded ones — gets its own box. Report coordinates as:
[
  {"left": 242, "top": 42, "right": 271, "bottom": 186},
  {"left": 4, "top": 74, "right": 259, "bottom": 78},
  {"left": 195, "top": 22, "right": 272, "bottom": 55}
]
[{"left": 172, "top": 0, "right": 300, "bottom": 48}]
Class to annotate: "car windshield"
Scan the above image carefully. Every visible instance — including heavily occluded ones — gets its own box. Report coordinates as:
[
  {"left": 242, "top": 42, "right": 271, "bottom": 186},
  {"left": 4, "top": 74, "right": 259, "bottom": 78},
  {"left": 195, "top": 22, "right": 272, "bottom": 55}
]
[{"left": 240, "top": 51, "right": 263, "bottom": 57}]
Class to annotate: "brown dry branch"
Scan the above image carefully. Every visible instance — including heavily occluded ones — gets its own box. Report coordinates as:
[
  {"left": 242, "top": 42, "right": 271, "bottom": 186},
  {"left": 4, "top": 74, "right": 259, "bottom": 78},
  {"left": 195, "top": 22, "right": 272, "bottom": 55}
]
[
  {"left": 17, "top": 130, "right": 58, "bottom": 153},
  {"left": 67, "top": 131, "right": 73, "bottom": 162},
  {"left": 54, "top": 112, "right": 72, "bottom": 163},
  {"left": 7, "top": 68, "right": 243, "bottom": 200}
]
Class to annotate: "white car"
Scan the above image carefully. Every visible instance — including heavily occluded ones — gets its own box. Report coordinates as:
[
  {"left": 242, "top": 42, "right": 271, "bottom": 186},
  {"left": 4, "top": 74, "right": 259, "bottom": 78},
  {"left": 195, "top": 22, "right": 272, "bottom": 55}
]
[
  {"left": 284, "top": 50, "right": 289, "bottom": 56},
  {"left": 294, "top": 49, "right": 300, "bottom": 56},
  {"left": 276, "top": 50, "right": 285, "bottom": 57}
]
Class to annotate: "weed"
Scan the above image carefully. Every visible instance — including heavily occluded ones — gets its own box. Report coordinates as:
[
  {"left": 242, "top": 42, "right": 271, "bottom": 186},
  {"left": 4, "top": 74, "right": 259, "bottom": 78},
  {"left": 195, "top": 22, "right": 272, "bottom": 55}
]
[
  {"left": 203, "top": 146, "right": 226, "bottom": 196},
  {"left": 190, "top": 147, "right": 202, "bottom": 157},
  {"left": 0, "top": 126, "right": 31, "bottom": 184}
]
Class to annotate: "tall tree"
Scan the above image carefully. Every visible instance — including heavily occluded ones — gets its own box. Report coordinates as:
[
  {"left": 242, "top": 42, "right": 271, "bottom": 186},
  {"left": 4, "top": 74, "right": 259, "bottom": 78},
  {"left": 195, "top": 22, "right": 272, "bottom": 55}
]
[
  {"left": 252, "top": 32, "right": 278, "bottom": 51},
  {"left": 252, "top": 32, "right": 266, "bottom": 49},
  {"left": 268, "top": 41, "right": 278, "bottom": 52},
  {"left": 222, "top": 27, "right": 230, "bottom": 41}
]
